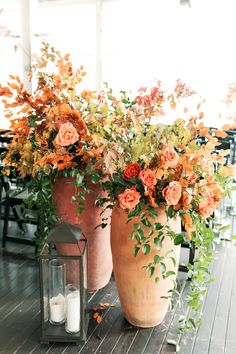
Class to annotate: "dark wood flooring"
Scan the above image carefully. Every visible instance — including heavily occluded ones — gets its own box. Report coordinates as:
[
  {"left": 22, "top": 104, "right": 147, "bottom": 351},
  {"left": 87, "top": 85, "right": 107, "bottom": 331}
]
[{"left": 0, "top": 219, "right": 236, "bottom": 354}]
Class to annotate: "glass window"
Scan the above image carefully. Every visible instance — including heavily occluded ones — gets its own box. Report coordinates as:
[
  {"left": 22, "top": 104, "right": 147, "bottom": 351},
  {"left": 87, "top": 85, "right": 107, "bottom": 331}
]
[
  {"left": 0, "top": 0, "right": 23, "bottom": 81},
  {"left": 0, "top": 0, "right": 23, "bottom": 128},
  {"left": 1, "top": 0, "right": 236, "bottom": 128},
  {"left": 34, "top": 0, "right": 97, "bottom": 89},
  {"left": 102, "top": 0, "right": 236, "bottom": 126}
]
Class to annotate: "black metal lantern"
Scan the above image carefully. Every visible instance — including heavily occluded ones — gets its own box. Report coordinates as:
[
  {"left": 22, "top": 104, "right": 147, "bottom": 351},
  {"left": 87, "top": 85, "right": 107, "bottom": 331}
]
[{"left": 39, "top": 222, "right": 89, "bottom": 344}]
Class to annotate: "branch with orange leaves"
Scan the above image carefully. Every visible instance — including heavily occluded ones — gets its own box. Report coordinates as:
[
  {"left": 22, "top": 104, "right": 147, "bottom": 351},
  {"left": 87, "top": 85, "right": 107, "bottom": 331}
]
[{"left": 92, "top": 303, "right": 116, "bottom": 324}]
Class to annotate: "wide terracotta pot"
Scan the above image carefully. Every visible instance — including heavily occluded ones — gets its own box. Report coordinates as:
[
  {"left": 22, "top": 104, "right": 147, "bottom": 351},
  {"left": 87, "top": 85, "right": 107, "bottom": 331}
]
[
  {"left": 111, "top": 205, "right": 181, "bottom": 328},
  {"left": 52, "top": 176, "right": 112, "bottom": 292}
]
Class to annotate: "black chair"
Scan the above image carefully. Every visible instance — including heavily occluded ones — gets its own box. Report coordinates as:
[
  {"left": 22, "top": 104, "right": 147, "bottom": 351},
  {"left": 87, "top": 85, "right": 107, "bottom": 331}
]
[
  {"left": 0, "top": 131, "right": 38, "bottom": 251},
  {"left": 178, "top": 235, "right": 195, "bottom": 279},
  {"left": 223, "top": 129, "right": 236, "bottom": 165}
]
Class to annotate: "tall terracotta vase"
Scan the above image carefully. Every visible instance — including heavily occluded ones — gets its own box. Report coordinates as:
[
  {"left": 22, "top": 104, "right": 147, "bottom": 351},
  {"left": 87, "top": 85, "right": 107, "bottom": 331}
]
[
  {"left": 111, "top": 205, "right": 181, "bottom": 328},
  {"left": 52, "top": 176, "right": 112, "bottom": 292}
]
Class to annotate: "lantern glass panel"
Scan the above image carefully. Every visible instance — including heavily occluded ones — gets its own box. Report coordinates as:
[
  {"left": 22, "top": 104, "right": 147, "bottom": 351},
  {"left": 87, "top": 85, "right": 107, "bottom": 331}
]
[
  {"left": 48, "top": 259, "right": 66, "bottom": 325},
  {"left": 39, "top": 223, "right": 88, "bottom": 344},
  {"left": 41, "top": 259, "right": 49, "bottom": 323}
]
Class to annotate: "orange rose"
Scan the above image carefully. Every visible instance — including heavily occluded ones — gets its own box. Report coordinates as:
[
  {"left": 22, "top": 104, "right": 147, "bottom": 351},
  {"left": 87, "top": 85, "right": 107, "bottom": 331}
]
[
  {"left": 162, "top": 181, "right": 182, "bottom": 205},
  {"left": 187, "top": 173, "right": 197, "bottom": 184},
  {"left": 183, "top": 213, "right": 195, "bottom": 240},
  {"left": 123, "top": 162, "right": 141, "bottom": 181},
  {"left": 181, "top": 191, "right": 193, "bottom": 210},
  {"left": 118, "top": 187, "right": 141, "bottom": 211},
  {"left": 197, "top": 183, "right": 223, "bottom": 218},
  {"left": 55, "top": 122, "right": 79, "bottom": 147},
  {"left": 161, "top": 146, "right": 179, "bottom": 168},
  {"left": 139, "top": 169, "right": 157, "bottom": 188}
]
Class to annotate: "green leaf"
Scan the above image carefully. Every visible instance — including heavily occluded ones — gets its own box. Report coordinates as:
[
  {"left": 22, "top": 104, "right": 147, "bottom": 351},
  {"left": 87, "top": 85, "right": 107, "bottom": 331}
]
[
  {"left": 142, "top": 244, "right": 151, "bottom": 255},
  {"left": 174, "top": 233, "right": 185, "bottom": 245},
  {"left": 147, "top": 206, "right": 158, "bottom": 218},
  {"left": 154, "top": 237, "right": 162, "bottom": 251},
  {"left": 165, "top": 250, "right": 174, "bottom": 258},
  {"left": 170, "top": 257, "right": 176, "bottom": 267},
  {"left": 164, "top": 271, "right": 176, "bottom": 278},
  {"left": 167, "top": 205, "right": 175, "bottom": 218},
  {"left": 178, "top": 315, "right": 186, "bottom": 323},
  {"left": 77, "top": 192, "right": 86, "bottom": 200},
  {"left": 134, "top": 245, "right": 140, "bottom": 257},
  {"left": 131, "top": 231, "right": 135, "bottom": 240},
  {"left": 77, "top": 207, "right": 84, "bottom": 214},
  {"left": 187, "top": 317, "right": 197, "bottom": 329},
  {"left": 28, "top": 116, "right": 37, "bottom": 128},
  {"left": 91, "top": 173, "right": 101, "bottom": 184},
  {"left": 218, "top": 224, "right": 231, "bottom": 232},
  {"left": 160, "top": 262, "right": 166, "bottom": 274},
  {"left": 141, "top": 218, "right": 152, "bottom": 228},
  {"left": 76, "top": 173, "right": 84, "bottom": 186},
  {"left": 137, "top": 228, "right": 144, "bottom": 239},
  {"left": 128, "top": 204, "right": 141, "bottom": 217},
  {"left": 154, "top": 254, "right": 163, "bottom": 264},
  {"left": 155, "top": 276, "right": 160, "bottom": 284},
  {"left": 148, "top": 266, "right": 155, "bottom": 277},
  {"left": 71, "top": 196, "right": 76, "bottom": 202},
  {"left": 154, "top": 222, "right": 163, "bottom": 230},
  {"left": 148, "top": 229, "right": 154, "bottom": 237},
  {"left": 206, "top": 276, "right": 216, "bottom": 284}
]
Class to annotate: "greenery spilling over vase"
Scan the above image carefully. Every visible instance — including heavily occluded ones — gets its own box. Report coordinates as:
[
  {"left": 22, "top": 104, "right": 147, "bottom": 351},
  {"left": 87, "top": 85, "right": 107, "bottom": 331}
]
[{"left": 0, "top": 42, "right": 234, "bottom": 332}]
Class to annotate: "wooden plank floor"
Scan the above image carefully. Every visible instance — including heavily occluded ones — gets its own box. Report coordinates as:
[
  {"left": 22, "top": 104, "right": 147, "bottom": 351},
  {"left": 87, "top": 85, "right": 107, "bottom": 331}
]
[{"left": 0, "top": 217, "right": 236, "bottom": 354}]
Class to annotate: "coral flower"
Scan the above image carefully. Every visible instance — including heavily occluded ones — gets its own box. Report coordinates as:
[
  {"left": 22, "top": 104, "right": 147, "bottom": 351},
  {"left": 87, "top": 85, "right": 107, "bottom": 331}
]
[
  {"left": 161, "top": 146, "right": 179, "bottom": 168},
  {"left": 118, "top": 187, "right": 141, "bottom": 211},
  {"left": 162, "top": 181, "right": 182, "bottom": 205},
  {"left": 123, "top": 162, "right": 142, "bottom": 181},
  {"left": 55, "top": 122, "right": 79, "bottom": 147},
  {"left": 139, "top": 169, "right": 157, "bottom": 188}
]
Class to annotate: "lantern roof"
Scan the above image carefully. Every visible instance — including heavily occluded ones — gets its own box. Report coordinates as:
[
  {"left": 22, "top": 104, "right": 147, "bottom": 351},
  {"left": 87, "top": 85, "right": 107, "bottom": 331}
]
[{"left": 46, "top": 222, "right": 83, "bottom": 244}]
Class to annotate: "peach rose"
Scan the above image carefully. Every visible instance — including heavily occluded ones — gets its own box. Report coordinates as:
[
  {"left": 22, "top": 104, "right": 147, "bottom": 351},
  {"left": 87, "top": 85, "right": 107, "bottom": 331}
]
[
  {"left": 198, "top": 202, "right": 214, "bottom": 218},
  {"left": 218, "top": 165, "right": 234, "bottom": 178},
  {"left": 161, "top": 146, "right": 179, "bottom": 168},
  {"left": 55, "top": 122, "right": 79, "bottom": 147},
  {"left": 118, "top": 187, "right": 141, "bottom": 211},
  {"left": 162, "top": 181, "right": 182, "bottom": 205},
  {"left": 197, "top": 183, "right": 223, "bottom": 218},
  {"left": 123, "top": 162, "right": 141, "bottom": 181},
  {"left": 139, "top": 169, "right": 157, "bottom": 188}
]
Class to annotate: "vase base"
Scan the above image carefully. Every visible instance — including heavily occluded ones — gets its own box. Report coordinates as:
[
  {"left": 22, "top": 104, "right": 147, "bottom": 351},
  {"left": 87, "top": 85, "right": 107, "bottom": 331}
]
[
  {"left": 124, "top": 314, "right": 165, "bottom": 328},
  {"left": 88, "top": 272, "right": 112, "bottom": 292}
]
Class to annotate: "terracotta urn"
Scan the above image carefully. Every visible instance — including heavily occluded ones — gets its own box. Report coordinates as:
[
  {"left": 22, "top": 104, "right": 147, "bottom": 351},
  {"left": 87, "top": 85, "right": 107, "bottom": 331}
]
[
  {"left": 52, "top": 176, "right": 112, "bottom": 292},
  {"left": 111, "top": 205, "right": 181, "bottom": 327}
]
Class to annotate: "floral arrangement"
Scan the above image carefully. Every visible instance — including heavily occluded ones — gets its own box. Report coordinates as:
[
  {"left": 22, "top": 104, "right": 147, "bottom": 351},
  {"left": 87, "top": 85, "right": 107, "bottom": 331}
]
[
  {"left": 93, "top": 85, "right": 234, "bottom": 329},
  {"left": 0, "top": 42, "right": 106, "bottom": 245},
  {"left": 0, "top": 42, "right": 234, "bottom": 331}
]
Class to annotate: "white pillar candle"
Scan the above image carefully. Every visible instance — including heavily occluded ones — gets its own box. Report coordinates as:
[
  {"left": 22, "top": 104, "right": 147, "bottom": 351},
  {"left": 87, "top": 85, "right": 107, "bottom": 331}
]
[
  {"left": 66, "top": 290, "right": 80, "bottom": 333},
  {"left": 43, "top": 296, "right": 48, "bottom": 322},
  {"left": 49, "top": 293, "right": 65, "bottom": 324}
]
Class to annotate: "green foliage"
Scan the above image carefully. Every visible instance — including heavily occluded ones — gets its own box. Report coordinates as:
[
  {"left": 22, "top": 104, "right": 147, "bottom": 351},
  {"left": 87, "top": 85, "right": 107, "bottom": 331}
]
[{"left": 25, "top": 172, "right": 58, "bottom": 250}]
